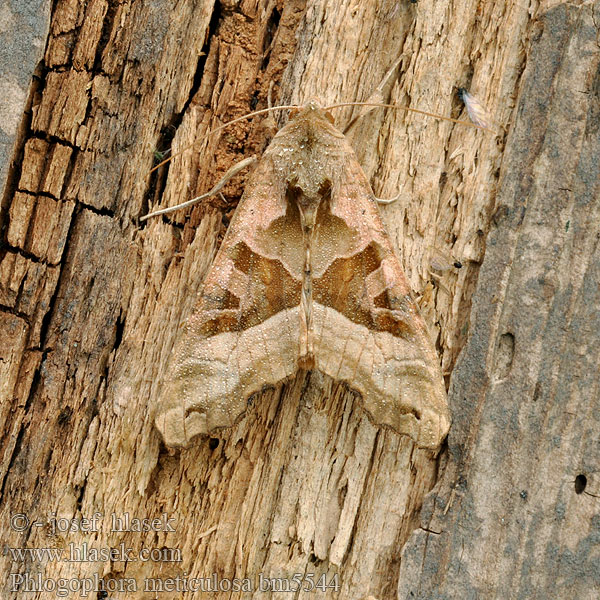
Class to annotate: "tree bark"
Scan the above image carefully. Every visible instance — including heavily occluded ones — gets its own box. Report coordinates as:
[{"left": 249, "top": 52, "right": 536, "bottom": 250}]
[
  {"left": 399, "top": 4, "right": 600, "bottom": 598},
  {"left": 0, "top": 1, "right": 597, "bottom": 599}
]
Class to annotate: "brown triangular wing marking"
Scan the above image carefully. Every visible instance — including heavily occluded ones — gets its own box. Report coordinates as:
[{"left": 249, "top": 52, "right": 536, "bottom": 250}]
[
  {"left": 312, "top": 158, "right": 450, "bottom": 449},
  {"left": 155, "top": 158, "right": 304, "bottom": 446}
]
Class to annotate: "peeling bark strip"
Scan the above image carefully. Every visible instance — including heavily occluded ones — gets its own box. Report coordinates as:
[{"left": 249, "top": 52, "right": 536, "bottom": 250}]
[{"left": 154, "top": 102, "right": 450, "bottom": 449}]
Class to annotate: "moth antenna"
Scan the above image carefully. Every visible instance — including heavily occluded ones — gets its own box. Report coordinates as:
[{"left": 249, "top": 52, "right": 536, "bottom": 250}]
[
  {"left": 324, "top": 101, "right": 492, "bottom": 131},
  {"left": 148, "top": 104, "right": 300, "bottom": 175},
  {"left": 342, "top": 57, "right": 403, "bottom": 135},
  {"left": 149, "top": 97, "right": 489, "bottom": 176},
  {"left": 144, "top": 97, "right": 490, "bottom": 221},
  {"left": 141, "top": 155, "right": 257, "bottom": 221}
]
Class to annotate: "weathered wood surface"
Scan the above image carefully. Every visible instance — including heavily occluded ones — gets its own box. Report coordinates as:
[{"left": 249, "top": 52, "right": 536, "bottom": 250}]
[
  {"left": 0, "top": 1, "right": 51, "bottom": 194},
  {"left": 398, "top": 4, "right": 600, "bottom": 598},
  {"left": 0, "top": 0, "right": 596, "bottom": 598}
]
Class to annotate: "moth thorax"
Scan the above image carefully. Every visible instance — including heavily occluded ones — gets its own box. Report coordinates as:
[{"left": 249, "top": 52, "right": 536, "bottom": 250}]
[
  {"left": 288, "top": 180, "right": 329, "bottom": 229},
  {"left": 297, "top": 196, "right": 320, "bottom": 229}
]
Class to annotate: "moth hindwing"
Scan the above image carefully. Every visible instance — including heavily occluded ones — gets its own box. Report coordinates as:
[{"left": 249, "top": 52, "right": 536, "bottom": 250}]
[{"left": 155, "top": 102, "right": 450, "bottom": 450}]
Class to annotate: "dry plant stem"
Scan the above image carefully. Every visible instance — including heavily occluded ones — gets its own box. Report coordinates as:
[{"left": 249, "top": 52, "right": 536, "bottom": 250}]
[{"left": 375, "top": 191, "right": 402, "bottom": 205}]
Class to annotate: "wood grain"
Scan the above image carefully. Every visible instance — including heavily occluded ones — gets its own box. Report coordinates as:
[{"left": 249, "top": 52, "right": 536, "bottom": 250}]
[
  {"left": 1, "top": 0, "right": 595, "bottom": 598},
  {"left": 398, "top": 4, "right": 600, "bottom": 598}
]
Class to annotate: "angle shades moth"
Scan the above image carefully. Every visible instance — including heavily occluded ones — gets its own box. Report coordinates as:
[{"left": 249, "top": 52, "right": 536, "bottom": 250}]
[{"left": 152, "top": 100, "right": 451, "bottom": 450}]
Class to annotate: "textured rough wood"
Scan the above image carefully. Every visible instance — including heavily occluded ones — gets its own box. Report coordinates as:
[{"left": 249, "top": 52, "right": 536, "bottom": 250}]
[
  {"left": 398, "top": 3, "right": 600, "bottom": 599},
  {"left": 0, "top": 0, "right": 51, "bottom": 194},
  {"left": 1, "top": 0, "right": 595, "bottom": 599}
]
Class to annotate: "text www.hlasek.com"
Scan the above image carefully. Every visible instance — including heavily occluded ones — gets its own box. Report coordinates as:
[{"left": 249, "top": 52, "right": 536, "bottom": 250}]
[{"left": 5, "top": 542, "right": 181, "bottom": 563}]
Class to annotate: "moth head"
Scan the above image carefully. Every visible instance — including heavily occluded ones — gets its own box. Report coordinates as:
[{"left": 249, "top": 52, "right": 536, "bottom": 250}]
[
  {"left": 297, "top": 99, "right": 334, "bottom": 124},
  {"left": 303, "top": 97, "right": 322, "bottom": 111}
]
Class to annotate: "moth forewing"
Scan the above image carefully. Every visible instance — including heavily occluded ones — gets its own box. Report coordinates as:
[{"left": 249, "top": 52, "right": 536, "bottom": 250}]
[{"left": 155, "top": 102, "right": 450, "bottom": 450}]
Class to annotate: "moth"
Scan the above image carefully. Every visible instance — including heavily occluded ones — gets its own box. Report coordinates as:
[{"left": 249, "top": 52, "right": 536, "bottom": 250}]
[{"left": 153, "top": 101, "right": 450, "bottom": 450}]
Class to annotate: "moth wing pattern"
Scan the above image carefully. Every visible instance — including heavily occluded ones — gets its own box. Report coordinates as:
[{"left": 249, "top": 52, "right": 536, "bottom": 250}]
[
  {"left": 311, "top": 155, "right": 449, "bottom": 449},
  {"left": 155, "top": 103, "right": 450, "bottom": 450},
  {"left": 155, "top": 158, "right": 304, "bottom": 446}
]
